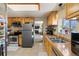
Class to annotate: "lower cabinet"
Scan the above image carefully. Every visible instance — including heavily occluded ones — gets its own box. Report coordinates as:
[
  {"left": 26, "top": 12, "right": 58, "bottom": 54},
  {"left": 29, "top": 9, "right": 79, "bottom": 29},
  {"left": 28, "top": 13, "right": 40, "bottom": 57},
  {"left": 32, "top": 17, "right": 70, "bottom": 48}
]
[
  {"left": 43, "top": 35, "right": 63, "bottom": 56},
  {"left": 18, "top": 34, "right": 22, "bottom": 46},
  {"left": 43, "top": 36, "right": 56, "bottom": 56}
]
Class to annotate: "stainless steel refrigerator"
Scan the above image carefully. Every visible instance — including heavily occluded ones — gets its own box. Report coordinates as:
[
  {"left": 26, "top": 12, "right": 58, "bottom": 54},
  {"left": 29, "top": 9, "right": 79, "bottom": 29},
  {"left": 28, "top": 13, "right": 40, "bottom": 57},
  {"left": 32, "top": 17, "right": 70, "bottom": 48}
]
[{"left": 22, "top": 23, "right": 34, "bottom": 48}]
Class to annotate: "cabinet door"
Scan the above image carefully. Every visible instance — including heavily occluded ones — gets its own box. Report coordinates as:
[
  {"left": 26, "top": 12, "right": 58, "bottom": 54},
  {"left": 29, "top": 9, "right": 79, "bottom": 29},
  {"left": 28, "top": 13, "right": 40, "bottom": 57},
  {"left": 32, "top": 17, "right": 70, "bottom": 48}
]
[
  {"left": 48, "top": 16, "right": 52, "bottom": 25},
  {"left": 52, "top": 12, "right": 58, "bottom": 25},
  {"left": 47, "top": 13, "right": 54, "bottom": 25},
  {"left": 30, "top": 19, "right": 33, "bottom": 22},
  {"left": 44, "top": 36, "right": 56, "bottom": 56},
  {"left": 65, "top": 3, "right": 79, "bottom": 19},
  {"left": 8, "top": 17, "right": 12, "bottom": 27},
  {"left": 24, "top": 18, "right": 33, "bottom": 23},
  {"left": 18, "top": 35, "right": 22, "bottom": 46},
  {"left": 47, "top": 11, "right": 57, "bottom": 25},
  {"left": 24, "top": 18, "right": 28, "bottom": 23}
]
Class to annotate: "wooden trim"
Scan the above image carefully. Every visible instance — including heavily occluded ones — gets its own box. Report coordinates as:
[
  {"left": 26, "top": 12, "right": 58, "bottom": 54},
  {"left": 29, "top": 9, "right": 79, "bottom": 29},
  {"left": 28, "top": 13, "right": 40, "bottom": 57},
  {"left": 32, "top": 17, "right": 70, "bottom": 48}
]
[
  {"left": 66, "top": 10, "right": 79, "bottom": 19},
  {"left": 47, "top": 11, "right": 58, "bottom": 25},
  {"left": 65, "top": 3, "right": 79, "bottom": 19}
]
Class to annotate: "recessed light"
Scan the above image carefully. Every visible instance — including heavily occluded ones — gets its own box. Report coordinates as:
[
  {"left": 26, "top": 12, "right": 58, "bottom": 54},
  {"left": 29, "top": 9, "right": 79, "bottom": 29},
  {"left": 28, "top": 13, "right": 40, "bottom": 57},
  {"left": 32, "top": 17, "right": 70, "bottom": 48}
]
[{"left": 8, "top": 4, "right": 39, "bottom": 11}]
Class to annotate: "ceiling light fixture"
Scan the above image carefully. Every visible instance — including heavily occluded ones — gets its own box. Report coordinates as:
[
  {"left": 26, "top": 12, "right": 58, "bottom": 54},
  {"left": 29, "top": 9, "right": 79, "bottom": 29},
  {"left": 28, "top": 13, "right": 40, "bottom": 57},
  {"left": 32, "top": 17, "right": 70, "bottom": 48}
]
[{"left": 8, "top": 3, "right": 40, "bottom": 11}]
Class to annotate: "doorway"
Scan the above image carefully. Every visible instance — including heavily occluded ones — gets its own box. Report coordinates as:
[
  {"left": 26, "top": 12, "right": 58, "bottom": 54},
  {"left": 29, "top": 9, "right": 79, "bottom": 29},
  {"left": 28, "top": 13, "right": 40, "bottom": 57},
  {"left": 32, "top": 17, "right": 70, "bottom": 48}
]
[{"left": 34, "top": 21, "right": 43, "bottom": 42}]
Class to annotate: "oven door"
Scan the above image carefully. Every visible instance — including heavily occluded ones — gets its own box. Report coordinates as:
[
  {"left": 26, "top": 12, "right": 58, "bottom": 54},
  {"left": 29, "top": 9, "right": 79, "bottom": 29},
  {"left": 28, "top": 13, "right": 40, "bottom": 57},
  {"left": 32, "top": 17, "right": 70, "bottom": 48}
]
[
  {"left": 8, "top": 36, "right": 18, "bottom": 44},
  {"left": 71, "top": 41, "right": 79, "bottom": 55}
]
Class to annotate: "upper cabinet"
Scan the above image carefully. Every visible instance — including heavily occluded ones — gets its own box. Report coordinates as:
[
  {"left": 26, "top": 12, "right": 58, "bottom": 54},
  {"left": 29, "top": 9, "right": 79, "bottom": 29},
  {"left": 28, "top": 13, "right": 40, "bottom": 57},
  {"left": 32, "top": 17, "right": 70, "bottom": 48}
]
[
  {"left": 65, "top": 3, "right": 79, "bottom": 19},
  {"left": 8, "top": 17, "right": 34, "bottom": 27},
  {"left": 24, "top": 18, "right": 33, "bottom": 23},
  {"left": 47, "top": 11, "right": 58, "bottom": 25}
]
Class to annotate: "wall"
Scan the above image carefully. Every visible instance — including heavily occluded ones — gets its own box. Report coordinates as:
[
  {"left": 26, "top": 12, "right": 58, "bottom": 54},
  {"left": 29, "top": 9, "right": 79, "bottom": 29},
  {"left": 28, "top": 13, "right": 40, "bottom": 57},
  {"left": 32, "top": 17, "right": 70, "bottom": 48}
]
[
  {"left": 42, "top": 17, "right": 48, "bottom": 34},
  {"left": 56, "top": 6, "right": 71, "bottom": 40},
  {"left": 57, "top": 8, "right": 65, "bottom": 33},
  {"left": 0, "top": 4, "right": 6, "bottom": 17},
  {"left": 34, "top": 17, "right": 47, "bottom": 34},
  {"left": 34, "top": 17, "right": 47, "bottom": 41}
]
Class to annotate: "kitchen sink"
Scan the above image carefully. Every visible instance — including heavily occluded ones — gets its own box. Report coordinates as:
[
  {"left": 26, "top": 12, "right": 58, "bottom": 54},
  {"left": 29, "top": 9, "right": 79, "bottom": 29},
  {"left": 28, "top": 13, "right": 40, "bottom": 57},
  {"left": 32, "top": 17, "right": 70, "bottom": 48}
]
[{"left": 49, "top": 37, "right": 65, "bottom": 43}]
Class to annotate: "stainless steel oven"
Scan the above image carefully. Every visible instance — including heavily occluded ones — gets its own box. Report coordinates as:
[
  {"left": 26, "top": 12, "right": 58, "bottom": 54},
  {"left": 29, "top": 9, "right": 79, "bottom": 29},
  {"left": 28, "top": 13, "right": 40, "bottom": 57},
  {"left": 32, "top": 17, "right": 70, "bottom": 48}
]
[
  {"left": 71, "top": 33, "right": 79, "bottom": 55},
  {"left": 8, "top": 35, "right": 18, "bottom": 44}
]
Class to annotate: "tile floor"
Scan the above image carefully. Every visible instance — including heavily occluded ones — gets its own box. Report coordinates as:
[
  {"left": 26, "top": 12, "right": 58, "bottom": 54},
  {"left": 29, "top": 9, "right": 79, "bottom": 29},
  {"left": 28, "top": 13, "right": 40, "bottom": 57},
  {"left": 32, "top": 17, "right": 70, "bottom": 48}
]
[
  {"left": 7, "top": 42, "right": 48, "bottom": 56},
  {"left": 34, "top": 34, "right": 43, "bottom": 42}
]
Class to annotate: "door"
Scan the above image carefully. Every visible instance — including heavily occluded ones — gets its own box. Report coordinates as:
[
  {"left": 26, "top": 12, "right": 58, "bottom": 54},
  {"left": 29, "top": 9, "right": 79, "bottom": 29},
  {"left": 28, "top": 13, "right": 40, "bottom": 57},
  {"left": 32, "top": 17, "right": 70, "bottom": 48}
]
[{"left": 22, "top": 30, "right": 33, "bottom": 47}]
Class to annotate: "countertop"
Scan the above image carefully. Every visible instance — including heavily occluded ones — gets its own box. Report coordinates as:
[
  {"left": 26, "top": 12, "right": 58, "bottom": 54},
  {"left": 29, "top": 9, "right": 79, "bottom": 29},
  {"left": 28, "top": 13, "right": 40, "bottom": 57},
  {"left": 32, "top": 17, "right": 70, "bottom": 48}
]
[
  {"left": 45, "top": 35, "right": 75, "bottom": 56},
  {"left": 54, "top": 43, "right": 72, "bottom": 56},
  {"left": 53, "top": 33, "right": 71, "bottom": 42}
]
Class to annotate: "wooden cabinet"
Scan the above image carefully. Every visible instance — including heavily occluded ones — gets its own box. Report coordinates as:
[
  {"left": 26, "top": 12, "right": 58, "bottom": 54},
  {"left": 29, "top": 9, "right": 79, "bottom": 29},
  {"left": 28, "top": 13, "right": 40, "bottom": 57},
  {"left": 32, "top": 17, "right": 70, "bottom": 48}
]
[
  {"left": 65, "top": 3, "right": 79, "bottom": 19},
  {"left": 8, "top": 17, "right": 12, "bottom": 27},
  {"left": 43, "top": 35, "right": 56, "bottom": 56},
  {"left": 8, "top": 17, "right": 34, "bottom": 27},
  {"left": 47, "top": 14, "right": 52, "bottom": 25},
  {"left": 47, "top": 11, "right": 58, "bottom": 25},
  {"left": 24, "top": 18, "right": 33, "bottom": 23},
  {"left": 18, "top": 34, "right": 22, "bottom": 46}
]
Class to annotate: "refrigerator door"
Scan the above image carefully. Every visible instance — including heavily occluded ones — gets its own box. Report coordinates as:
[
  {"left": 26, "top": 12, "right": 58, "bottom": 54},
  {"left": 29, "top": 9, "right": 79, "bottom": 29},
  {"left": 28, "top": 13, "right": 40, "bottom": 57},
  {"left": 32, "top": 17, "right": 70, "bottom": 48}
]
[
  {"left": 22, "top": 23, "right": 32, "bottom": 31},
  {"left": 22, "top": 30, "right": 33, "bottom": 47},
  {"left": 22, "top": 23, "right": 34, "bottom": 48}
]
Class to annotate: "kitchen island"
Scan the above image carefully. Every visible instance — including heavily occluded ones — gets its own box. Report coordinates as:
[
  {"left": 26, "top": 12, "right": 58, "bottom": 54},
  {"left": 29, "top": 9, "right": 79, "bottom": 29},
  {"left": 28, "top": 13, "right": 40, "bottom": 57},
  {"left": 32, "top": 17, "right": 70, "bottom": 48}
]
[{"left": 43, "top": 34, "right": 75, "bottom": 56}]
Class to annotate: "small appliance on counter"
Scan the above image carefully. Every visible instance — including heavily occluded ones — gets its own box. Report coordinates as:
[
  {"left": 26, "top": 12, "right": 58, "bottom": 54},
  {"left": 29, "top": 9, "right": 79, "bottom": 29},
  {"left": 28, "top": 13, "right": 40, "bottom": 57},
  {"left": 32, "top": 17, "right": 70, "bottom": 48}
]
[
  {"left": 71, "top": 33, "right": 79, "bottom": 55},
  {"left": 46, "top": 25, "right": 56, "bottom": 35}
]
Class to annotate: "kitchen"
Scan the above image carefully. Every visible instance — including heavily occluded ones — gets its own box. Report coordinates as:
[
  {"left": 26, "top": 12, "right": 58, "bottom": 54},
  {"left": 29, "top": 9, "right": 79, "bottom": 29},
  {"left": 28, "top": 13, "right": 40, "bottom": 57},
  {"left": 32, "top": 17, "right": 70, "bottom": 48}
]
[
  {"left": 0, "top": 3, "right": 79, "bottom": 56},
  {"left": 44, "top": 3, "right": 79, "bottom": 56}
]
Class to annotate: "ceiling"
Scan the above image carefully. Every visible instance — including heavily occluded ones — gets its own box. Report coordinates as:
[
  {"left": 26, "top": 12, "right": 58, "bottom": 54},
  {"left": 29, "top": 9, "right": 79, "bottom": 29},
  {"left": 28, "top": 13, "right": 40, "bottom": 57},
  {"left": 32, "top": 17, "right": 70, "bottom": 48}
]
[
  {"left": 7, "top": 3, "right": 60, "bottom": 17},
  {"left": 0, "top": 4, "right": 6, "bottom": 16}
]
